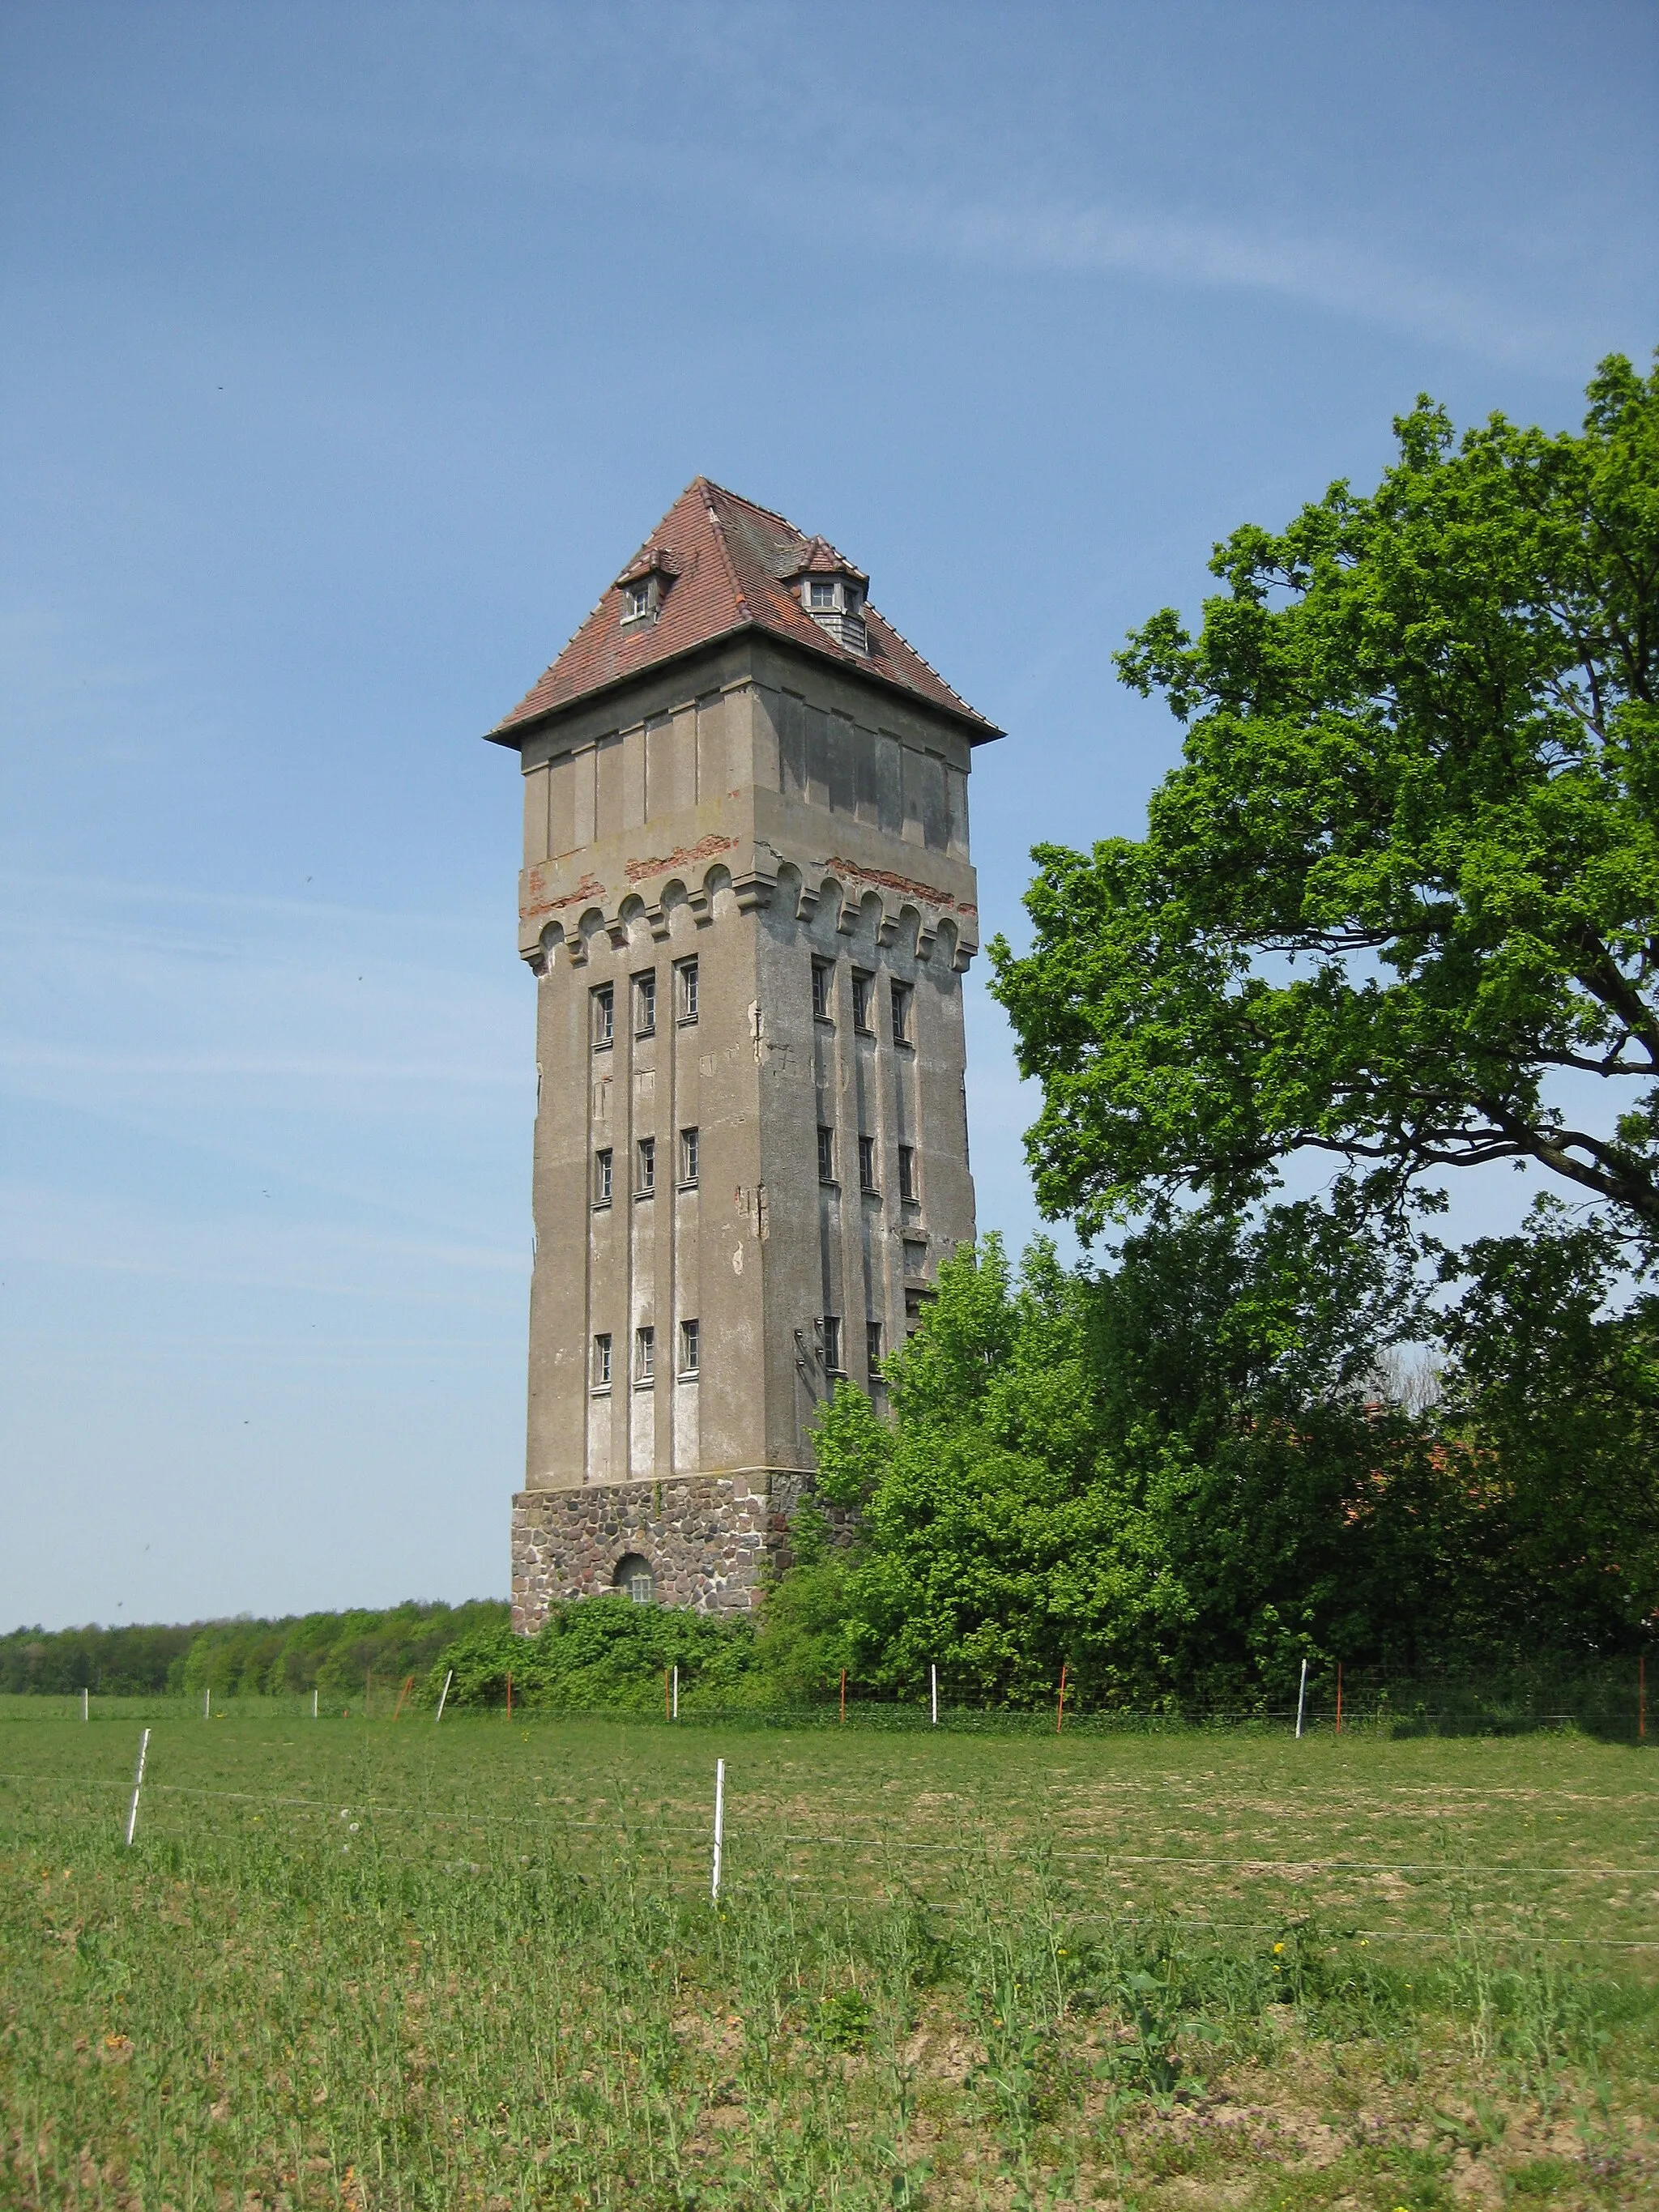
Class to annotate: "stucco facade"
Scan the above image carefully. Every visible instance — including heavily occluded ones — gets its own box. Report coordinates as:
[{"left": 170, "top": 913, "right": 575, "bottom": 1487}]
[{"left": 488, "top": 484, "right": 998, "bottom": 1625}]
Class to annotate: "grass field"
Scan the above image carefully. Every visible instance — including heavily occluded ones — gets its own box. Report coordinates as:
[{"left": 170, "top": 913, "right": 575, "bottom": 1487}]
[{"left": 2, "top": 1705, "right": 1655, "bottom": 2210}]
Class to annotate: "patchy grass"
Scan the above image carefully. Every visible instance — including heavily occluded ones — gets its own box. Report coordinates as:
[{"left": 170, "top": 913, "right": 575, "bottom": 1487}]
[{"left": 1, "top": 1709, "right": 1655, "bottom": 2207}]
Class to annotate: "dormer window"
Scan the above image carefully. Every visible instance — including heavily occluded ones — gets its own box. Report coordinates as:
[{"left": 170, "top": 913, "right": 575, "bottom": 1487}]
[
  {"left": 616, "top": 546, "right": 679, "bottom": 629},
  {"left": 795, "top": 561, "right": 869, "bottom": 655}
]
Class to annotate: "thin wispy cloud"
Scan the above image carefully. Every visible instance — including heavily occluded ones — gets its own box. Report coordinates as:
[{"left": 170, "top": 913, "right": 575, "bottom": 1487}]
[
  {"left": 862, "top": 190, "right": 1578, "bottom": 370},
  {"left": 0, "top": 1181, "right": 526, "bottom": 1303},
  {"left": 217, "top": 2, "right": 1642, "bottom": 373},
  {"left": 0, "top": 1044, "right": 519, "bottom": 1085}
]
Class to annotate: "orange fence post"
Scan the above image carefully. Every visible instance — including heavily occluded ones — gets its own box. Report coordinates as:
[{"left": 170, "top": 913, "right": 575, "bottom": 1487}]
[
  {"left": 1640, "top": 1654, "right": 1646, "bottom": 1742},
  {"left": 839, "top": 1668, "right": 847, "bottom": 1725},
  {"left": 1056, "top": 1660, "right": 1068, "bottom": 1734},
  {"left": 664, "top": 1667, "right": 672, "bottom": 1721},
  {"left": 1335, "top": 1662, "right": 1343, "bottom": 1735},
  {"left": 391, "top": 1674, "right": 414, "bottom": 1721},
  {"left": 505, "top": 1670, "right": 513, "bottom": 1720}
]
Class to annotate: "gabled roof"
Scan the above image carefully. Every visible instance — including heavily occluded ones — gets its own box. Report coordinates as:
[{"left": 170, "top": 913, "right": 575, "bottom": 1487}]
[{"left": 485, "top": 479, "right": 1001, "bottom": 744}]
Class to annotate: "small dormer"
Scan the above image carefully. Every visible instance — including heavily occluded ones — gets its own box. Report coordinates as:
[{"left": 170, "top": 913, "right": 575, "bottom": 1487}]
[
  {"left": 616, "top": 545, "right": 680, "bottom": 629},
  {"left": 789, "top": 539, "right": 869, "bottom": 655}
]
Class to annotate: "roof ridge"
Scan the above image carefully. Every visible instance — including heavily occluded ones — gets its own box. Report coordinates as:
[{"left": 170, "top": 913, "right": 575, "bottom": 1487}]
[
  {"left": 699, "top": 483, "right": 753, "bottom": 618},
  {"left": 697, "top": 478, "right": 807, "bottom": 539}
]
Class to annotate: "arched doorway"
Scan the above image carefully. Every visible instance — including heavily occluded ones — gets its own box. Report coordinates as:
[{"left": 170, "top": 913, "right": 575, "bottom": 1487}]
[{"left": 613, "top": 1553, "right": 655, "bottom": 1604}]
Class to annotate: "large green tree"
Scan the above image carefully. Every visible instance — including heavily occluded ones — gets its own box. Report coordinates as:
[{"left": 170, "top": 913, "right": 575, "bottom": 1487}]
[
  {"left": 991, "top": 352, "right": 1659, "bottom": 1242},
  {"left": 809, "top": 1217, "right": 1465, "bottom": 1705}
]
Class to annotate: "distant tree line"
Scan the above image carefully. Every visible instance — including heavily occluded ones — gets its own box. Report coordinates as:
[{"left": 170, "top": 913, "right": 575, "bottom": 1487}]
[{"left": 0, "top": 1600, "right": 507, "bottom": 1698}]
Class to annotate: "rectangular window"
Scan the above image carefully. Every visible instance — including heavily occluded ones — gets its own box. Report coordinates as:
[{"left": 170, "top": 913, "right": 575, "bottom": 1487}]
[
  {"left": 592, "top": 1333, "right": 612, "bottom": 1389},
  {"left": 636, "top": 1137, "right": 655, "bottom": 1196},
  {"left": 898, "top": 1144, "right": 916, "bottom": 1201},
  {"left": 591, "top": 984, "right": 614, "bottom": 1048},
  {"left": 903, "top": 1238, "right": 927, "bottom": 1276},
  {"left": 809, "top": 578, "right": 835, "bottom": 609},
  {"left": 680, "top": 1318, "right": 700, "bottom": 1375},
  {"left": 851, "top": 973, "right": 873, "bottom": 1033},
  {"left": 623, "top": 580, "right": 650, "bottom": 622},
  {"left": 858, "top": 1134, "right": 876, "bottom": 1191},
  {"left": 680, "top": 1126, "right": 699, "bottom": 1186},
  {"left": 676, "top": 959, "right": 698, "bottom": 1022},
  {"left": 634, "top": 972, "right": 656, "bottom": 1035},
  {"left": 635, "top": 1327, "right": 655, "bottom": 1383},
  {"left": 817, "top": 1124, "right": 835, "bottom": 1183},
  {"left": 821, "top": 1315, "right": 843, "bottom": 1373},
  {"left": 891, "top": 982, "right": 912, "bottom": 1045},
  {"left": 594, "top": 1149, "right": 613, "bottom": 1206},
  {"left": 866, "top": 1319, "right": 883, "bottom": 1375},
  {"left": 811, "top": 959, "right": 833, "bottom": 1021}
]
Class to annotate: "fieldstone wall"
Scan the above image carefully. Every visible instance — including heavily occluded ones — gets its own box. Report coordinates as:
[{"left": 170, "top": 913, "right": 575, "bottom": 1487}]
[{"left": 511, "top": 1470, "right": 855, "bottom": 1632}]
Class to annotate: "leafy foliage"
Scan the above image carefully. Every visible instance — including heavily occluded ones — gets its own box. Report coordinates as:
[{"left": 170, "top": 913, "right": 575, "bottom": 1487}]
[
  {"left": 991, "top": 352, "right": 1659, "bottom": 1242},
  {"left": 432, "top": 1595, "right": 764, "bottom": 1711},
  {"left": 1437, "top": 1200, "right": 1659, "bottom": 1647}
]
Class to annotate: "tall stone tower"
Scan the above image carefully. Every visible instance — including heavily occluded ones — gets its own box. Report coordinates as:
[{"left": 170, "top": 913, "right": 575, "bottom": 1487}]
[{"left": 486, "top": 481, "right": 1000, "bottom": 1626}]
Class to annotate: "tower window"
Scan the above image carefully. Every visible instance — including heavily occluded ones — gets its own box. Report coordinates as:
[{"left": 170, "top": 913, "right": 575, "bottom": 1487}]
[
  {"left": 622, "top": 580, "right": 652, "bottom": 624},
  {"left": 676, "top": 959, "right": 699, "bottom": 1022},
  {"left": 635, "top": 1327, "right": 655, "bottom": 1383},
  {"left": 858, "top": 1135, "right": 876, "bottom": 1192},
  {"left": 614, "top": 1552, "right": 654, "bottom": 1601},
  {"left": 591, "top": 984, "right": 614, "bottom": 1048},
  {"left": 679, "top": 1318, "right": 700, "bottom": 1376},
  {"left": 817, "top": 1125, "right": 835, "bottom": 1183},
  {"left": 898, "top": 1144, "right": 916, "bottom": 1201},
  {"left": 634, "top": 973, "right": 656, "bottom": 1035},
  {"left": 808, "top": 578, "right": 835, "bottom": 608},
  {"left": 636, "top": 1137, "right": 655, "bottom": 1196},
  {"left": 891, "top": 982, "right": 912, "bottom": 1045},
  {"left": 811, "top": 960, "right": 834, "bottom": 1022},
  {"left": 821, "top": 1315, "right": 843, "bottom": 1373},
  {"left": 594, "top": 1149, "right": 614, "bottom": 1206},
  {"left": 867, "top": 1319, "right": 883, "bottom": 1375},
  {"left": 592, "top": 1333, "right": 612, "bottom": 1389},
  {"left": 680, "top": 1126, "right": 699, "bottom": 1186},
  {"left": 851, "top": 974, "right": 874, "bottom": 1033}
]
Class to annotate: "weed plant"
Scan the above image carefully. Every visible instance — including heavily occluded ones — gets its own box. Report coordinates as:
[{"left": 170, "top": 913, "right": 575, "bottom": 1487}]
[{"left": 2, "top": 1711, "right": 1654, "bottom": 2208}]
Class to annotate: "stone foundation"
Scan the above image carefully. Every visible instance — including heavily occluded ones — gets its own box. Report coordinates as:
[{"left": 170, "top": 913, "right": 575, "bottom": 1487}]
[{"left": 511, "top": 1469, "right": 849, "bottom": 1632}]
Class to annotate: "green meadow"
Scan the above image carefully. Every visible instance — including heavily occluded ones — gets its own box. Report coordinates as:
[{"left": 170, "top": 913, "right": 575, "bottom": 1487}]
[{"left": 2, "top": 1704, "right": 1655, "bottom": 2210}]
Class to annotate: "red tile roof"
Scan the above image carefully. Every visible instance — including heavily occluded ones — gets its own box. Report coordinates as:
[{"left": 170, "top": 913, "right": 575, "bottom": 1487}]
[{"left": 486, "top": 479, "right": 1000, "bottom": 744}]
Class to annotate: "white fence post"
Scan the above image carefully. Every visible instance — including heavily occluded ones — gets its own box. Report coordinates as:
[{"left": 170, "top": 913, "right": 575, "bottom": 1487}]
[
  {"left": 82, "top": 1686, "right": 88, "bottom": 1723},
  {"left": 124, "top": 1728, "right": 151, "bottom": 1848},
  {"left": 711, "top": 1758, "right": 726, "bottom": 1903},
  {"left": 435, "top": 1669, "right": 454, "bottom": 1724},
  {"left": 1295, "top": 1657, "right": 1308, "bottom": 1740},
  {"left": 672, "top": 1664, "right": 679, "bottom": 1720},
  {"left": 204, "top": 1687, "right": 211, "bottom": 1720},
  {"left": 930, "top": 1664, "right": 938, "bottom": 1727},
  {"left": 312, "top": 1688, "right": 318, "bottom": 1720}
]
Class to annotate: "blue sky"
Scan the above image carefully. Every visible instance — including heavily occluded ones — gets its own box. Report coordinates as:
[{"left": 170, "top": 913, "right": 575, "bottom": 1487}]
[{"left": 2, "top": 1, "right": 1655, "bottom": 1630}]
